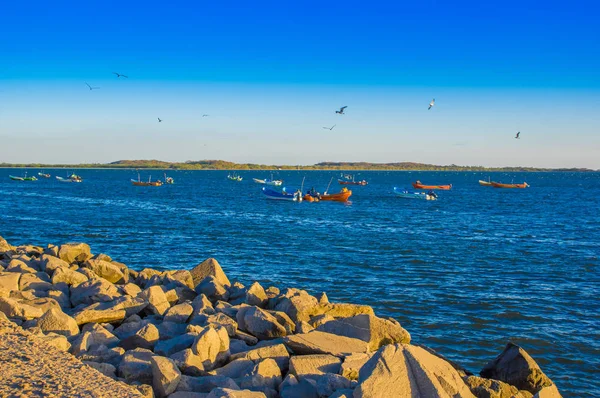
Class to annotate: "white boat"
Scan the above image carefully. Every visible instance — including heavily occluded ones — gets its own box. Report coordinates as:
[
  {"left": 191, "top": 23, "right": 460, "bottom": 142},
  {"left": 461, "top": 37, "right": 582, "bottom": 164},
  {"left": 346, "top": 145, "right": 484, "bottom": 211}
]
[
  {"left": 253, "top": 178, "right": 282, "bottom": 186},
  {"left": 393, "top": 187, "right": 437, "bottom": 200}
]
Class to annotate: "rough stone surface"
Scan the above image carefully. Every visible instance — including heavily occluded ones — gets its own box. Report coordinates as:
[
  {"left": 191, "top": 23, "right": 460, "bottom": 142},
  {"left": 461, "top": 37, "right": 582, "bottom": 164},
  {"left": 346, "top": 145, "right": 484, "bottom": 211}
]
[
  {"left": 230, "top": 344, "right": 290, "bottom": 372},
  {"left": 272, "top": 288, "right": 319, "bottom": 323},
  {"left": 140, "top": 286, "right": 170, "bottom": 316},
  {"left": 355, "top": 343, "right": 475, "bottom": 398},
  {"left": 119, "top": 348, "right": 156, "bottom": 385},
  {"left": 289, "top": 354, "right": 342, "bottom": 380},
  {"left": 52, "top": 266, "right": 89, "bottom": 286},
  {"left": 155, "top": 333, "right": 199, "bottom": 357},
  {"left": 164, "top": 302, "right": 194, "bottom": 323},
  {"left": 84, "top": 259, "right": 126, "bottom": 284},
  {"left": 465, "top": 375, "right": 526, "bottom": 398},
  {"left": 120, "top": 323, "right": 160, "bottom": 350},
  {"left": 340, "top": 352, "right": 373, "bottom": 381},
  {"left": 73, "top": 306, "right": 127, "bottom": 326},
  {"left": 480, "top": 343, "right": 554, "bottom": 395},
  {"left": 0, "top": 297, "right": 43, "bottom": 320},
  {"left": 0, "top": 272, "right": 21, "bottom": 292},
  {"left": 317, "top": 314, "right": 410, "bottom": 350},
  {"left": 58, "top": 242, "right": 93, "bottom": 263},
  {"left": 207, "top": 388, "right": 267, "bottom": 397},
  {"left": 284, "top": 331, "right": 369, "bottom": 356},
  {"left": 70, "top": 278, "right": 120, "bottom": 306},
  {"left": 176, "top": 375, "right": 240, "bottom": 393},
  {"left": 237, "top": 306, "right": 288, "bottom": 340},
  {"left": 190, "top": 258, "right": 231, "bottom": 287},
  {"left": 316, "top": 373, "right": 352, "bottom": 397},
  {"left": 151, "top": 355, "right": 181, "bottom": 397},
  {"left": 196, "top": 276, "right": 230, "bottom": 302},
  {"left": 170, "top": 348, "right": 206, "bottom": 376},
  {"left": 36, "top": 308, "right": 80, "bottom": 337},
  {"left": 238, "top": 358, "right": 282, "bottom": 391}
]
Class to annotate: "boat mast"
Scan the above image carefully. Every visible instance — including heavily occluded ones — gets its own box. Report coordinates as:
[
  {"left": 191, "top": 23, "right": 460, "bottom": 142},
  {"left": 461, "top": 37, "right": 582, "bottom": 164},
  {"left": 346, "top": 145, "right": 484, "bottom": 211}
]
[{"left": 325, "top": 176, "right": 333, "bottom": 195}]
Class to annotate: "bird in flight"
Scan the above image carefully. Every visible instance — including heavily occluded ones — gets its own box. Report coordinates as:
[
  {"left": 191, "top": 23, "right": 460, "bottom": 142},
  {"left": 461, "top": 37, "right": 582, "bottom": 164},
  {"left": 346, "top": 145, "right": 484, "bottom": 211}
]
[
  {"left": 515, "top": 132, "right": 520, "bottom": 139},
  {"left": 85, "top": 82, "right": 100, "bottom": 91},
  {"left": 112, "top": 72, "right": 128, "bottom": 78},
  {"left": 322, "top": 125, "right": 336, "bottom": 131},
  {"left": 202, "top": 114, "right": 209, "bottom": 117},
  {"left": 428, "top": 99, "right": 435, "bottom": 110},
  {"left": 336, "top": 106, "right": 347, "bottom": 115},
  {"left": 158, "top": 118, "right": 162, "bottom": 123}
]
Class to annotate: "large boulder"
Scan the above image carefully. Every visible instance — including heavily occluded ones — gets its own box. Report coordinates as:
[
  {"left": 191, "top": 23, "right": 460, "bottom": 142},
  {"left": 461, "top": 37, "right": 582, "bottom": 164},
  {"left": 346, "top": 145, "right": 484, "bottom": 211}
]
[
  {"left": 120, "top": 323, "right": 160, "bottom": 350},
  {"left": 207, "top": 388, "right": 267, "bottom": 397},
  {"left": 0, "top": 236, "right": 14, "bottom": 253},
  {"left": 480, "top": 343, "right": 555, "bottom": 395},
  {"left": 155, "top": 333, "right": 199, "bottom": 357},
  {"left": 317, "top": 314, "right": 410, "bottom": 350},
  {"left": 6, "top": 259, "right": 37, "bottom": 273},
  {"left": 83, "top": 259, "right": 126, "bottom": 284},
  {"left": 272, "top": 288, "right": 319, "bottom": 323},
  {"left": 164, "top": 302, "right": 194, "bottom": 323},
  {"left": 39, "top": 254, "right": 69, "bottom": 275},
  {"left": 190, "top": 258, "right": 231, "bottom": 287},
  {"left": 465, "top": 375, "right": 527, "bottom": 398},
  {"left": 236, "top": 306, "right": 288, "bottom": 340},
  {"left": 284, "top": 331, "right": 369, "bottom": 356},
  {"left": 51, "top": 267, "right": 89, "bottom": 286},
  {"left": 118, "top": 348, "right": 155, "bottom": 385},
  {"left": 151, "top": 355, "right": 182, "bottom": 397},
  {"left": 195, "top": 276, "right": 229, "bottom": 302},
  {"left": 238, "top": 358, "right": 282, "bottom": 391},
  {"left": 72, "top": 305, "right": 127, "bottom": 326},
  {"left": 354, "top": 344, "right": 475, "bottom": 398},
  {"left": 176, "top": 375, "right": 239, "bottom": 393},
  {"left": 139, "top": 285, "right": 170, "bottom": 316},
  {"left": 19, "top": 272, "right": 53, "bottom": 292},
  {"left": 58, "top": 242, "right": 92, "bottom": 263},
  {"left": 164, "top": 270, "right": 195, "bottom": 289},
  {"left": 191, "top": 326, "right": 228, "bottom": 370},
  {"left": 289, "top": 354, "right": 342, "bottom": 381},
  {"left": 316, "top": 373, "right": 352, "bottom": 397},
  {"left": 230, "top": 344, "right": 290, "bottom": 372},
  {"left": 0, "top": 297, "right": 43, "bottom": 320},
  {"left": 170, "top": 348, "right": 206, "bottom": 376},
  {"left": 0, "top": 272, "right": 21, "bottom": 292},
  {"left": 70, "top": 278, "right": 120, "bottom": 307},
  {"left": 340, "top": 352, "right": 373, "bottom": 381},
  {"left": 36, "top": 308, "right": 80, "bottom": 337}
]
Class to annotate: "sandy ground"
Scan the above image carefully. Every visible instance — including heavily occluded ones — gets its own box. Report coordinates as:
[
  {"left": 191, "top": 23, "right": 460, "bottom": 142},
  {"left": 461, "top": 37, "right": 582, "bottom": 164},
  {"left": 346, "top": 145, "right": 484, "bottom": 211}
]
[{"left": 0, "top": 317, "right": 142, "bottom": 398}]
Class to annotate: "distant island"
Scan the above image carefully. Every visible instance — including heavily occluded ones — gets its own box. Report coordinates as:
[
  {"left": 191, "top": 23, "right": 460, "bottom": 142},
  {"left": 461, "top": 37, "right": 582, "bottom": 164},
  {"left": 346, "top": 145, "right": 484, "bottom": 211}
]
[{"left": 0, "top": 159, "right": 595, "bottom": 172}]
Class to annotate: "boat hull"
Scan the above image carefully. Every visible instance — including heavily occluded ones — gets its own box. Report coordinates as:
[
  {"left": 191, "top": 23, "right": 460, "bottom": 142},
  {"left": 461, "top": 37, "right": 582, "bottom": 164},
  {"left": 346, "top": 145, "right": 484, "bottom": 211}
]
[
  {"left": 254, "top": 178, "right": 282, "bottom": 186},
  {"left": 321, "top": 190, "right": 352, "bottom": 202},
  {"left": 262, "top": 188, "right": 301, "bottom": 201},
  {"left": 9, "top": 176, "right": 24, "bottom": 181},
  {"left": 412, "top": 182, "right": 452, "bottom": 190},
  {"left": 131, "top": 179, "right": 163, "bottom": 187},
  {"left": 393, "top": 188, "right": 437, "bottom": 200},
  {"left": 338, "top": 179, "right": 368, "bottom": 186},
  {"left": 491, "top": 182, "right": 529, "bottom": 189},
  {"left": 479, "top": 180, "right": 493, "bottom": 186}
]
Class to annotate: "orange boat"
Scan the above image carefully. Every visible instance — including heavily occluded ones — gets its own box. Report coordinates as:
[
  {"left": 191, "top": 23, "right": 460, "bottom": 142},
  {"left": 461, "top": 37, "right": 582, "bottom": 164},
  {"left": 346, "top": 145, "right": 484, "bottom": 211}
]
[
  {"left": 491, "top": 182, "right": 529, "bottom": 189},
  {"left": 412, "top": 181, "right": 452, "bottom": 190},
  {"left": 303, "top": 194, "right": 318, "bottom": 202},
  {"left": 321, "top": 188, "right": 352, "bottom": 202}
]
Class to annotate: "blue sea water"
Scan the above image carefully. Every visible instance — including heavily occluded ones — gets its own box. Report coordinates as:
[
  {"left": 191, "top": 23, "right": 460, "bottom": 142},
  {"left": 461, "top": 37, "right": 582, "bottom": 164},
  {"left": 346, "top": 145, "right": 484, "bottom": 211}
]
[{"left": 0, "top": 169, "right": 598, "bottom": 396}]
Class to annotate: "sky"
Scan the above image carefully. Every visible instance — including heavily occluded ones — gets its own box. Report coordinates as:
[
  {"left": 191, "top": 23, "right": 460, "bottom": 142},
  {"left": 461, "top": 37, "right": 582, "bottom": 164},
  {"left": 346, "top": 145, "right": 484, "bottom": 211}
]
[{"left": 1, "top": 0, "right": 599, "bottom": 168}]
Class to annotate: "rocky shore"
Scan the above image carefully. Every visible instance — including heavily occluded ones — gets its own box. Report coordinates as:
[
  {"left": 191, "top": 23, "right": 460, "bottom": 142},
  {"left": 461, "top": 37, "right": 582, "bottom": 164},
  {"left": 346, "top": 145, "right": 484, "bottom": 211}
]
[{"left": 0, "top": 236, "right": 562, "bottom": 398}]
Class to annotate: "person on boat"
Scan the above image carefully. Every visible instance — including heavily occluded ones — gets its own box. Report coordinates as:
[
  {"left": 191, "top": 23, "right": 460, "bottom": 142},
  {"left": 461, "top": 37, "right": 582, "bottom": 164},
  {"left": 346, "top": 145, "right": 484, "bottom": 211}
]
[{"left": 341, "top": 187, "right": 349, "bottom": 193}]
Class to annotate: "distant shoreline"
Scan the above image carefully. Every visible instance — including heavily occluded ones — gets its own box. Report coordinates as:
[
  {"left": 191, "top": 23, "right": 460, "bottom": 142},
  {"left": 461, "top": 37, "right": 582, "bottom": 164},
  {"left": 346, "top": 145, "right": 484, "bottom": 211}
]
[{"left": 0, "top": 160, "right": 596, "bottom": 172}]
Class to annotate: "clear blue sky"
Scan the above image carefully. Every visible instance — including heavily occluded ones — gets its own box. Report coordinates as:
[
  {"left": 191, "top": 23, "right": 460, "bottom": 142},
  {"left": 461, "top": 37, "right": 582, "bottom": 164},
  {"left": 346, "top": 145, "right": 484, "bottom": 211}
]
[{"left": 1, "top": 0, "right": 599, "bottom": 168}]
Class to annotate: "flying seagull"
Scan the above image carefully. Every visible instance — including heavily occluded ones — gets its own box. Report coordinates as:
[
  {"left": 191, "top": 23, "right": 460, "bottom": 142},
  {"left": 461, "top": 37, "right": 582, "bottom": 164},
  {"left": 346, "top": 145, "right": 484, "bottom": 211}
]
[
  {"left": 202, "top": 114, "right": 209, "bottom": 117},
  {"left": 428, "top": 99, "right": 435, "bottom": 110},
  {"left": 85, "top": 82, "right": 100, "bottom": 91},
  {"left": 515, "top": 132, "right": 520, "bottom": 139},
  {"left": 112, "top": 72, "right": 128, "bottom": 78},
  {"left": 335, "top": 106, "right": 347, "bottom": 115},
  {"left": 322, "top": 124, "right": 336, "bottom": 131},
  {"left": 158, "top": 118, "right": 162, "bottom": 123}
]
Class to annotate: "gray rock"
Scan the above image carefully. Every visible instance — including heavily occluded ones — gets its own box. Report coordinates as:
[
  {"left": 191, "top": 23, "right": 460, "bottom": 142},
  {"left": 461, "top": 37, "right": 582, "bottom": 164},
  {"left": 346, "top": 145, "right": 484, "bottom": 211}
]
[
  {"left": 191, "top": 313, "right": 238, "bottom": 337},
  {"left": 230, "top": 344, "right": 290, "bottom": 372},
  {"left": 170, "top": 348, "right": 206, "bottom": 376},
  {"left": 207, "top": 388, "right": 267, "bottom": 398},
  {"left": 158, "top": 321, "right": 188, "bottom": 340},
  {"left": 280, "top": 379, "right": 319, "bottom": 398},
  {"left": 284, "top": 331, "right": 369, "bottom": 356},
  {"left": 465, "top": 375, "right": 525, "bottom": 398},
  {"left": 289, "top": 354, "right": 342, "bottom": 381},
  {"left": 176, "top": 375, "right": 239, "bottom": 393},
  {"left": 236, "top": 306, "right": 288, "bottom": 340},
  {"left": 6, "top": 259, "right": 37, "bottom": 273},
  {"left": 72, "top": 305, "right": 126, "bottom": 326},
  {"left": 0, "top": 297, "right": 43, "bottom": 320},
  {"left": 480, "top": 343, "right": 555, "bottom": 395},
  {"left": 70, "top": 278, "right": 120, "bottom": 307},
  {"left": 52, "top": 267, "right": 89, "bottom": 286},
  {"left": 154, "top": 333, "right": 199, "bottom": 357},
  {"left": 164, "top": 302, "right": 194, "bottom": 323},
  {"left": 114, "top": 319, "right": 151, "bottom": 340},
  {"left": 238, "top": 358, "right": 282, "bottom": 391},
  {"left": 272, "top": 288, "right": 319, "bottom": 323},
  {"left": 316, "top": 373, "right": 352, "bottom": 397},
  {"left": 40, "top": 254, "right": 69, "bottom": 275},
  {"left": 118, "top": 348, "right": 156, "bottom": 385},
  {"left": 196, "top": 276, "right": 229, "bottom": 303},
  {"left": 191, "top": 326, "right": 228, "bottom": 370},
  {"left": 295, "top": 321, "right": 314, "bottom": 334},
  {"left": 340, "top": 352, "right": 373, "bottom": 381},
  {"left": 209, "top": 358, "right": 255, "bottom": 379},
  {"left": 83, "top": 361, "right": 117, "bottom": 378},
  {"left": 140, "top": 286, "right": 170, "bottom": 316},
  {"left": 164, "top": 270, "right": 195, "bottom": 289},
  {"left": 0, "top": 272, "right": 21, "bottom": 292},
  {"left": 120, "top": 283, "right": 142, "bottom": 297},
  {"left": 151, "top": 355, "right": 181, "bottom": 397},
  {"left": 120, "top": 323, "right": 160, "bottom": 350},
  {"left": 83, "top": 259, "right": 126, "bottom": 284},
  {"left": 308, "top": 314, "right": 334, "bottom": 329}
]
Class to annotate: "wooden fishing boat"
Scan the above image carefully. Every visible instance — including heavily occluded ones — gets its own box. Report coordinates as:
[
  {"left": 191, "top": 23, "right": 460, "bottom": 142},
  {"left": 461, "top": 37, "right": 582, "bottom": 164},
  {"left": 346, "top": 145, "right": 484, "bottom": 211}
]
[
  {"left": 38, "top": 172, "right": 51, "bottom": 178},
  {"left": 9, "top": 176, "right": 24, "bottom": 181},
  {"left": 479, "top": 180, "right": 494, "bottom": 186},
  {"left": 393, "top": 187, "right": 437, "bottom": 200},
  {"left": 412, "top": 181, "right": 452, "bottom": 190},
  {"left": 228, "top": 173, "right": 243, "bottom": 182},
  {"left": 303, "top": 194, "right": 318, "bottom": 202},
  {"left": 262, "top": 187, "right": 302, "bottom": 201},
  {"left": 56, "top": 173, "right": 82, "bottom": 183},
  {"left": 164, "top": 173, "right": 174, "bottom": 184},
  {"left": 253, "top": 178, "right": 282, "bottom": 186},
  {"left": 320, "top": 188, "right": 352, "bottom": 202},
  {"left": 491, "top": 182, "right": 529, "bottom": 189},
  {"left": 131, "top": 173, "right": 162, "bottom": 186},
  {"left": 10, "top": 173, "right": 36, "bottom": 181}
]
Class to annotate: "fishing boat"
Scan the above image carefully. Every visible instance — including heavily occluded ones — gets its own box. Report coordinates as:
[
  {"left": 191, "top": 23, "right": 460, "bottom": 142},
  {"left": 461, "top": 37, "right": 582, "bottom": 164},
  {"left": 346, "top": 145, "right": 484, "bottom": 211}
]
[
  {"left": 262, "top": 187, "right": 302, "bottom": 201},
  {"left": 227, "top": 173, "right": 243, "bottom": 182},
  {"left": 56, "top": 173, "right": 82, "bottom": 183},
  {"left": 393, "top": 187, "right": 437, "bottom": 200},
  {"left": 38, "top": 172, "right": 51, "bottom": 178},
  {"left": 491, "top": 182, "right": 529, "bottom": 189},
  {"left": 164, "top": 173, "right": 174, "bottom": 184},
  {"left": 338, "top": 173, "right": 368, "bottom": 186},
  {"left": 412, "top": 180, "right": 452, "bottom": 190},
  {"left": 253, "top": 173, "right": 282, "bottom": 186},
  {"left": 321, "top": 188, "right": 352, "bottom": 202},
  {"left": 10, "top": 173, "right": 37, "bottom": 181},
  {"left": 131, "top": 173, "right": 162, "bottom": 186},
  {"left": 479, "top": 179, "right": 494, "bottom": 186}
]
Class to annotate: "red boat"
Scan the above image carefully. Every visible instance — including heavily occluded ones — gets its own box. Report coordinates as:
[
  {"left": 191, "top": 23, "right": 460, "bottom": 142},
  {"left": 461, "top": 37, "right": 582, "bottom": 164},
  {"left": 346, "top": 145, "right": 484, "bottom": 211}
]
[
  {"left": 412, "top": 181, "right": 452, "bottom": 190},
  {"left": 491, "top": 182, "right": 529, "bottom": 189},
  {"left": 321, "top": 188, "right": 352, "bottom": 202}
]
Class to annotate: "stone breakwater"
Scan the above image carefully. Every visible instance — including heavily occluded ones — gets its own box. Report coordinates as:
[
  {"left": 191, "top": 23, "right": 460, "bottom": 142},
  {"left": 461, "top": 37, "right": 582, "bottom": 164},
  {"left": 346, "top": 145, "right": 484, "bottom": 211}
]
[{"left": 0, "top": 236, "right": 562, "bottom": 398}]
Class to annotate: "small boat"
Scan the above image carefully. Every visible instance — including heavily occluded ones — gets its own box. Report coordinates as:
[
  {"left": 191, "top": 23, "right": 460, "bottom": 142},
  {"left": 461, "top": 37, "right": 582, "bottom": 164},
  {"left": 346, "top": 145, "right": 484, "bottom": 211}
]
[
  {"left": 338, "top": 173, "right": 368, "bottom": 186},
  {"left": 253, "top": 178, "right": 283, "bottom": 186},
  {"left": 393, "top": 187, "right": 437, "bottom": 200},
  {"left": 491, "top": 182, "right": 529, "bottom": 189},
  {"left": 38, "top": 172, "right": 51, "bottom": 178},
  {"left": 9, "top": 176, "right": 24, "bottom": 181},
  {"left": 10, "top": 173, "right": 37, "bottom": 181},
  {"left": 131, "top": 173, "right": 162, "bottom": 186},
  {"left": 262, "top": 187, "right": 302, "bottom": 201},
  {"left": 412, "top": 180, "right": 452, "bottom": 190},
  {"left": 56, "top": 173, "right": 82, "bottom": 183},
  {"left": 228, "top": 173, "right": 243, "bottom": 182},
  {"left": 321, "top": 188, "right": 352, "bottom": 202},
  {"left": 303, "top": 194, "right": 318, "bottom": 202},
  {"left": 163, "top": 173, "right": 174, "bottom": 184},
  {"left": 479, "top": 180, "right": 494, "bottom": 186}
]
